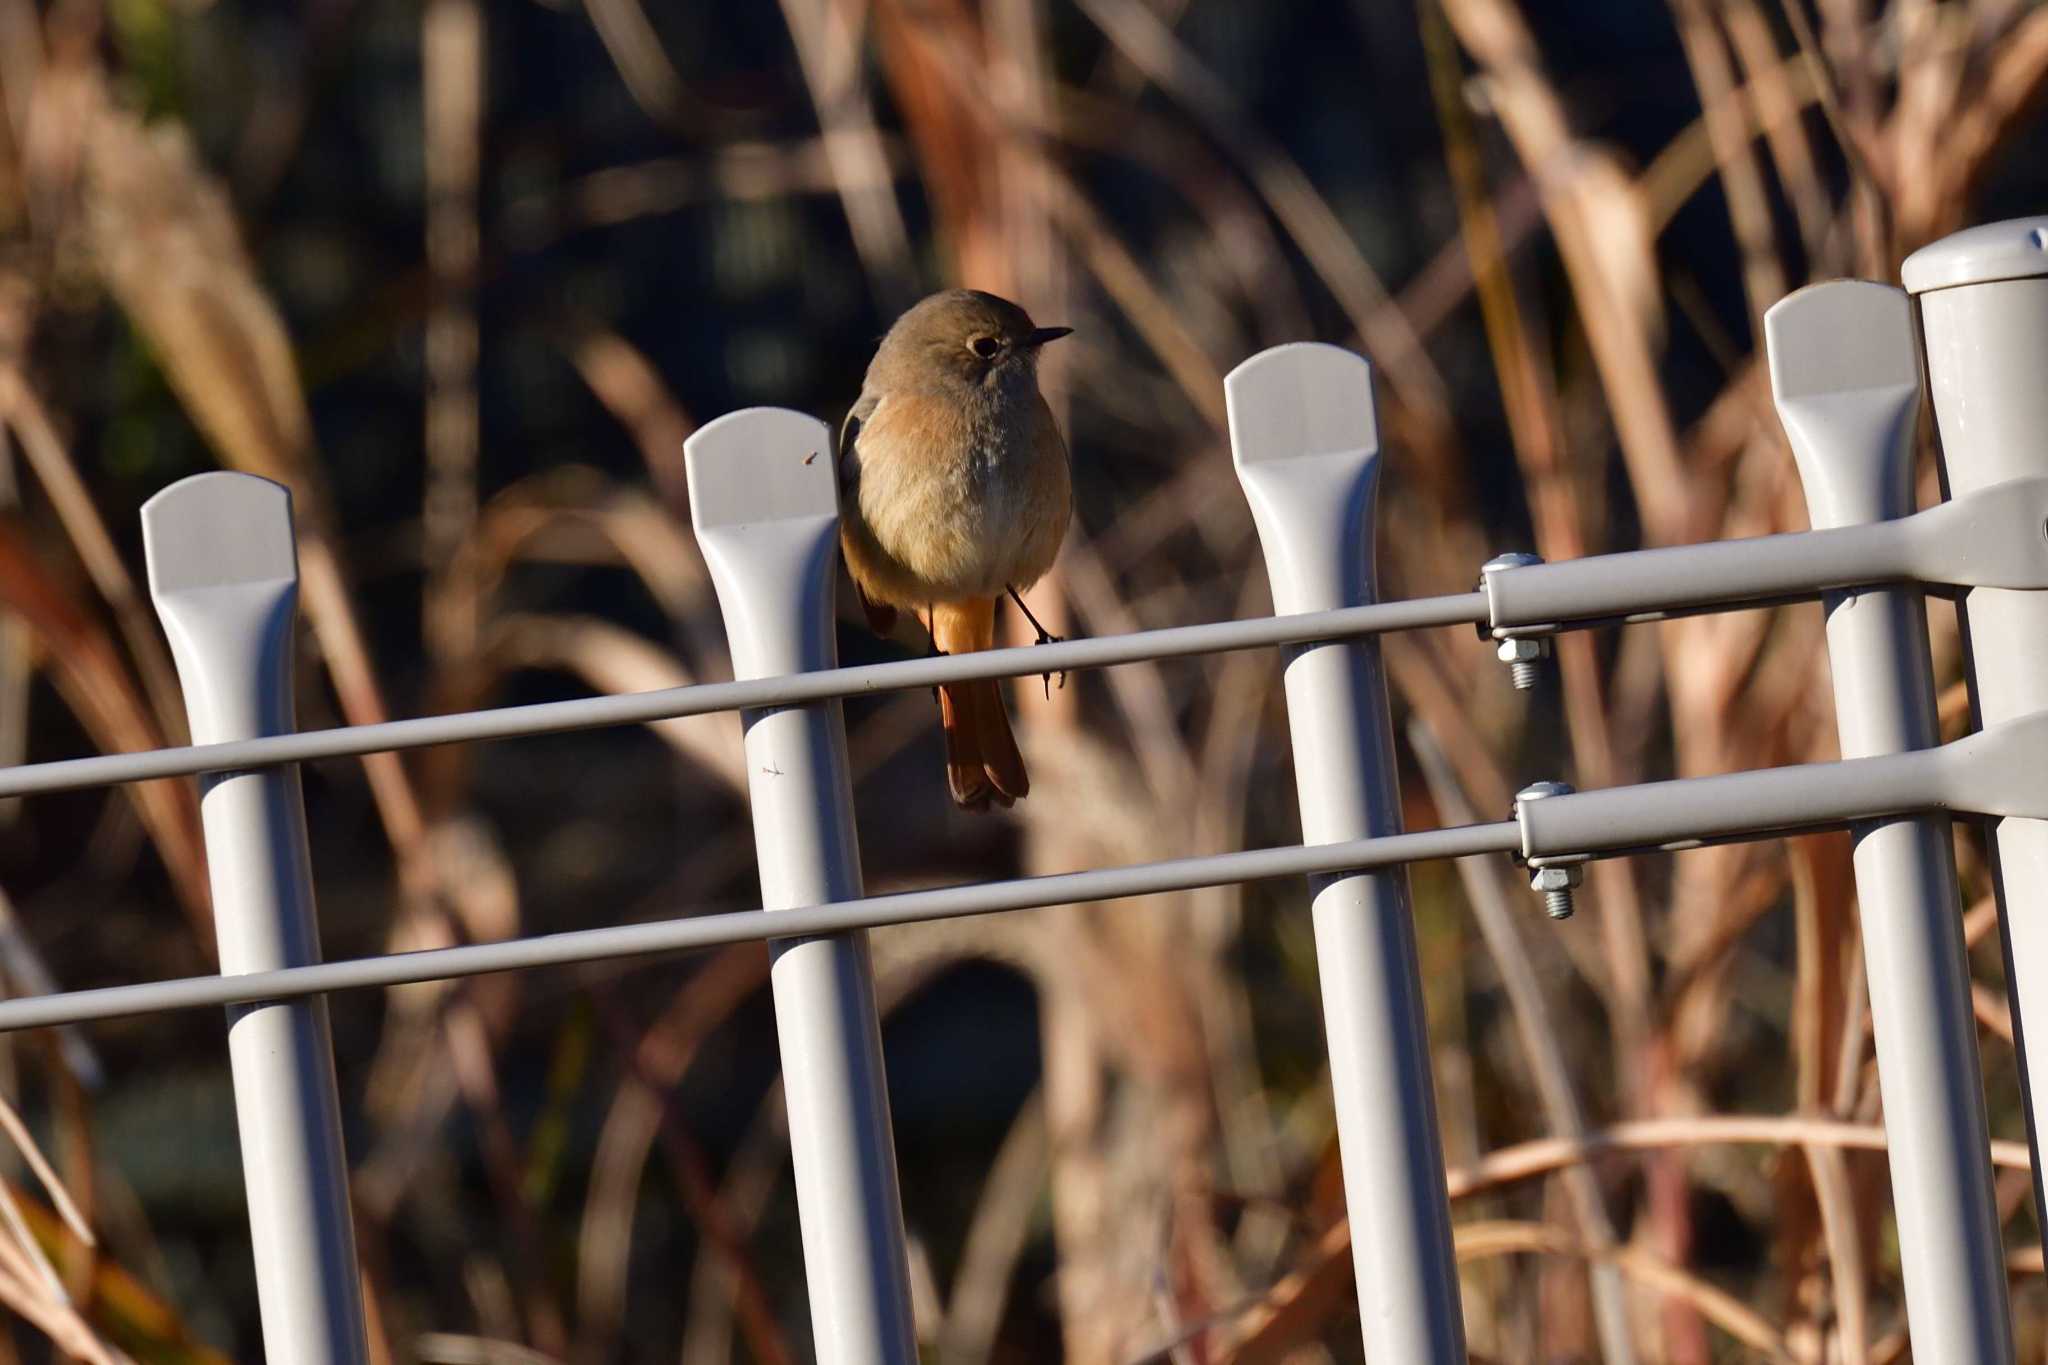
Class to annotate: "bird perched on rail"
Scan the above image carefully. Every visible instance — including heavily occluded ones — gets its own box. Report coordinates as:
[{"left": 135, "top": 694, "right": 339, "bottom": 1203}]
[{"left": 837, "top": 289, "right": 1074, "bottom": 811}]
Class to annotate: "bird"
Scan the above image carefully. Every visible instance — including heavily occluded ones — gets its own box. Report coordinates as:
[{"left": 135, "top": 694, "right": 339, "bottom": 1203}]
[{"left": 837, "top": 289, "right": 1074, "bottom": 811}]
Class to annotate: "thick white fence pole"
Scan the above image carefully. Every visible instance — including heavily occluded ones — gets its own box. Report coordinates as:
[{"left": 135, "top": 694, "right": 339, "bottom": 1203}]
[
  {"left": 1228, "top": 344, "right": 1466, "bottom": 1360},
  {"left": 684, "top": 408, "right": 917, "bottom": 1364},
  {"left": 1906, "top": 217, "right": 2048, "bottom": 1237},
  {"left": 143, "top": 473, "right": 368, "bottom": 1364},
  {"left": 1767, "top": 281, "right": 2013, "bottom": 1361}
]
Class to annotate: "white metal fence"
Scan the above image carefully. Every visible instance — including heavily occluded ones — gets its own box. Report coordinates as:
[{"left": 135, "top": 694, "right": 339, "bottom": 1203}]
[{"left": 2, "top": 217, "right": 2045, "bottom": 1363}]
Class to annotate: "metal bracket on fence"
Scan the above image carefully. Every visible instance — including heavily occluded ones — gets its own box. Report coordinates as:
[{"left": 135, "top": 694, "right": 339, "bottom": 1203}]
[
  {"left": 1514, "top": 709, "right": 2048, "bottom": 866},
  {"left": 143, "top": 473, "right": 369, "bottom": 1365},
  {"left": 1478, "top": 474, "right": 2048, "bottom": 637},
  {"left": 1770, "top": 279, "right": 2012, "bottom": 1364},
  {"left": 1229, "top": 342, "right": 1468, "bottom": 1363},
  {"left": 684, "top": 407, "right": 918, "bottom": 1365}
]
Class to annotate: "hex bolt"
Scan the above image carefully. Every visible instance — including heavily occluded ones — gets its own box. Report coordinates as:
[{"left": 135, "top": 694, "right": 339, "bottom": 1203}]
[
  {"left": 1514, "top": 781, "right": 1580, "bottom": 919},
  {"left": 1530, "top": 864, "right": 1582, "bottom": 920},
  {"left": 1496, "top": 635, "right": 1550, "bottom": 691},
  {"left": 1480, "top": 553, "right": 1550, "bottom": 690}
]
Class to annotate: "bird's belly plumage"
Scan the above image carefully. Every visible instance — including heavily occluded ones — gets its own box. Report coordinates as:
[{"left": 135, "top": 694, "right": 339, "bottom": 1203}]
[{"left": 842, "top": 390, "right": 1069, "bottom": 606}]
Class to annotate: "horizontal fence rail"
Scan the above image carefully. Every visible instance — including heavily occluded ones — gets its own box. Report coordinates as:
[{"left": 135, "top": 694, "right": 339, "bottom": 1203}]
[
  {"left": 0, "top": 824, "right": 1525, "bottom": 1031},
  {"left": 9, "top": 473, "right": 2048, "bottom": 803},
  {"left": 1, "top": 473, "right": 2040, "bottom": 806},
  {"left": 1481, "top": 475, "right": 2048, "bottom": 629},
  {"left": 0, "top": 593, "right": 1489, "bottom": 799},
  {"left": 5, "top": 702, "right": 2044, "bottom": 1035}
]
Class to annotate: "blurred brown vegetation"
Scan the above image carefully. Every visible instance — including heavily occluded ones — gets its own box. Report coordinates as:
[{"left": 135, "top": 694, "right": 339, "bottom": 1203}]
[{"left": 1, "top": 0, "right": 2047, "bottom": 1360}]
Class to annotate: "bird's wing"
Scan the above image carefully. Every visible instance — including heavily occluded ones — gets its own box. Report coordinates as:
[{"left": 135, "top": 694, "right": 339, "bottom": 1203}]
[
  {"left": 836, "top": 390, "right": 879, "bottom": 491},
  {"left": 835, "top": 390, "right": 901, "bottom": 636}
]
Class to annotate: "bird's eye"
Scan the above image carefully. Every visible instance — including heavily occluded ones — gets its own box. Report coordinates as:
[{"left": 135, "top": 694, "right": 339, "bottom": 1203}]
[{"left": 968, "top": 336, "right": 1001, "bottom": 359}]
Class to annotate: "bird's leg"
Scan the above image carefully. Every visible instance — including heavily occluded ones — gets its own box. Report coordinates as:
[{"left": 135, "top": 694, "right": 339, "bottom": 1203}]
[
  {"left": 1006, "top": 585, "right": 1066, "bottom": 698},
  {"left": 1005, "top": 586, "right": 1060, "bottom": 644},
  {"left": 924, "top": 604, "right": 943, "bottom": 706}
]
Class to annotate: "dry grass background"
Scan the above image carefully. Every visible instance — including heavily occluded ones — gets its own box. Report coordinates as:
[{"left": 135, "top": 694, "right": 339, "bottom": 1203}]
[{"left": 0, "top": 0, "right": 2046, "bottom": 1360}]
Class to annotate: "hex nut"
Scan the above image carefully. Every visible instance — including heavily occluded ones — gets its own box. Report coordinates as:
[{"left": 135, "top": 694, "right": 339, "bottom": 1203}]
[
  {"left": 1530, "top": 864, "right": 1582, "bottom": 893},
  {"left": 1497, "top": 637, "right": 1547, "bottom": 664},
  {"left": 1513, "top": 780, "right": 1575, "bottom": 810}
]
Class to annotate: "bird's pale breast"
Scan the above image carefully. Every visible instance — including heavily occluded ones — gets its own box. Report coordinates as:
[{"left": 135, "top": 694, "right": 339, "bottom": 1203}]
[{"left": 842, "top": 385, "right": 1070, "bottom": 606}]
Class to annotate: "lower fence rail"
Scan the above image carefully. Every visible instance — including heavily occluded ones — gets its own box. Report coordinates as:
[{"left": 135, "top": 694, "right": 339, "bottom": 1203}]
[
  {"left": 0, "top": 823, "right": 1525, "bottom": 1032},
  {"left": 1, "top": 702, "right": 2043, "bottom": 1027}
]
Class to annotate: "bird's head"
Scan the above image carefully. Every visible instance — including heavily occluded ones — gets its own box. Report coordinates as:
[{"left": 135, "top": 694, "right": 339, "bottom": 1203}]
[{"left": 873, "top": 289, "right": 1072, "bottom": 390}]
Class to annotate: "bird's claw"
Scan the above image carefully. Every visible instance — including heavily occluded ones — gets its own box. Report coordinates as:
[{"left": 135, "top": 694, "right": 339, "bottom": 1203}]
[
  {"left": 1030, "top": 629, "right": 1066, "bottom": 699},
  {"left": 1006, "top": 585, "right": 1067, "bottom": 699}
]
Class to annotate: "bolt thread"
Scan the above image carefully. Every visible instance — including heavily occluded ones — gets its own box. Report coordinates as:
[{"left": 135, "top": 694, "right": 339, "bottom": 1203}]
[
  {"left": 1543, "top": 889, "right": 1575, "bottom": 920},
  {"left": 1510, "top": 659, "right": 1543, "bottom": 691}
]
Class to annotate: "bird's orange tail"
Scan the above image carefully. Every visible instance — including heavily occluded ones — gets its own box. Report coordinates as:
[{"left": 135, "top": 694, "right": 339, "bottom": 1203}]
[{"left": 931, "top": 598, "right": 1028, "bottom": 810}]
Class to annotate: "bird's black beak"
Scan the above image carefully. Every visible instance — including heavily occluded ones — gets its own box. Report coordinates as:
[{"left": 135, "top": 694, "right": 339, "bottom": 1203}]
[{"left": 1026, "top": 326, "right": 1074, "bottom": 348}]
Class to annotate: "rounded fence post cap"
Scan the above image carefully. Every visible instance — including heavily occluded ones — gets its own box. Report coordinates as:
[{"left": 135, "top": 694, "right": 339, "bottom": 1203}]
[
  {"left": 142, "top": 471, "right": 297, "bottom": 594},
  {"left": 1901, "top": 216, "right": 2048, "bottom": 294}
]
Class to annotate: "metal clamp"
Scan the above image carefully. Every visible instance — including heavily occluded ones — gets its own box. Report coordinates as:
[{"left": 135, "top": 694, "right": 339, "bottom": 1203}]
[
  {"left": 1512, "top": 782, "right": 1578, "bottom": 917},
  {"left": 1480, "top": 554, "right": 1550, "bottom": 689}
]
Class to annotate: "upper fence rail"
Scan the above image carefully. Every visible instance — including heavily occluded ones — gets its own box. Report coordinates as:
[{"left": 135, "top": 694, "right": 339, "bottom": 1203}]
[
  {"left": 4, "top": 467, "right": 2047, "bottom": 804},
  {"left": 0, "top": 592, "right": 1487, "bottom": 798}
]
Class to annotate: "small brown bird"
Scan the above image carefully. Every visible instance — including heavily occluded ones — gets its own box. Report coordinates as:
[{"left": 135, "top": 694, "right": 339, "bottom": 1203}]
[{"left": 838, "top": 289, "right": 1074, "bottom": 811}]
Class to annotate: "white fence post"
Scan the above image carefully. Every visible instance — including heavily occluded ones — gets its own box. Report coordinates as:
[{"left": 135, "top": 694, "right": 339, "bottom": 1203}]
[
  {"left": 1228, "top": 343, "right": 1466, "bottom": 1361},
  {"left": 1906, "top": 217, "right": 2048, "bottom": 1237},
  {"left": 1767, "top": 280, "right": 2013, "bottom": 1361},
  {"left": 143, "top": 472, "right": 368, "bottom": 1364},
  {"left": 685, "top": 407, "right": 917, "bottom": 1364}
]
